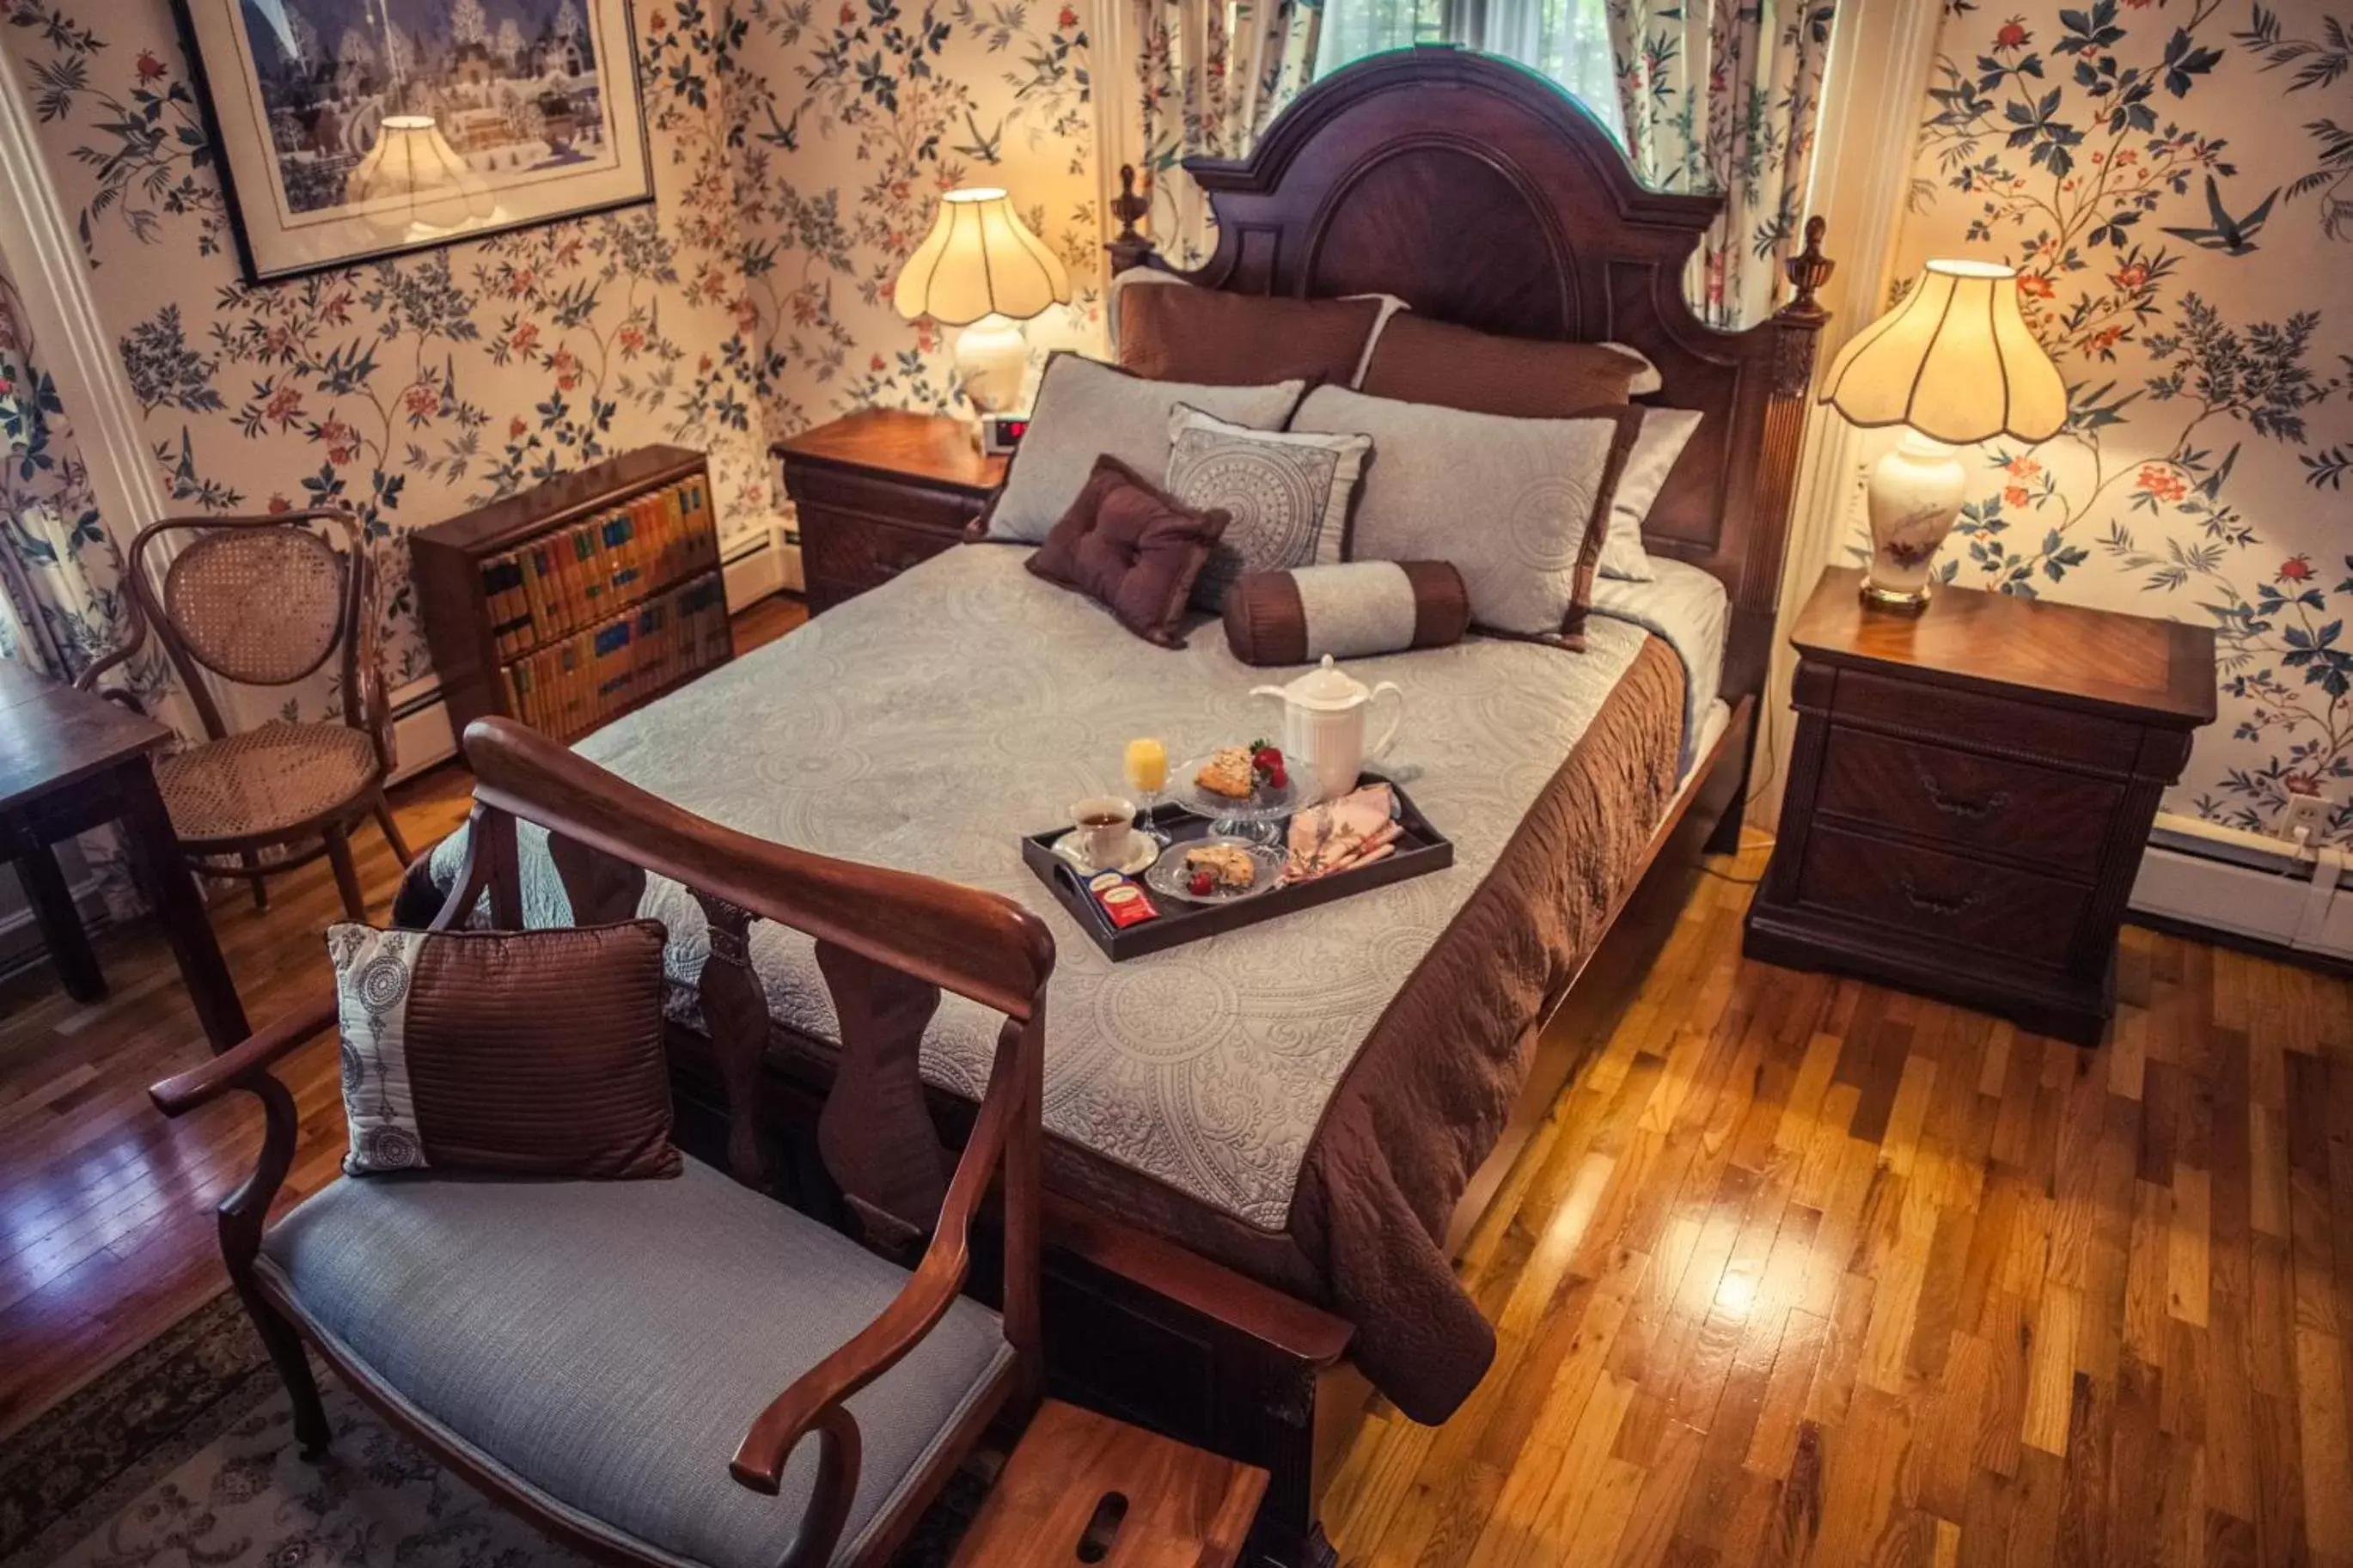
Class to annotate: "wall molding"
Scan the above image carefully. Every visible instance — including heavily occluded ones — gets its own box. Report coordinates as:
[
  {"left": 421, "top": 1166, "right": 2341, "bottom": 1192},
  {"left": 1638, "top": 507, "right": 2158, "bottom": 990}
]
[
  {"left": 1751, "top": 0, "right": 1945, "bottom": 828},
  {"left": 0, "top": 45, "right": 169, "bottom": 543}
]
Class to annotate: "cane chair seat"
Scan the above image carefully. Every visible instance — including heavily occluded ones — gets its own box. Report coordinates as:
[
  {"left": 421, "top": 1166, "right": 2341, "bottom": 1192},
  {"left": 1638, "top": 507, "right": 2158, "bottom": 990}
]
[{"left": 155, "top": 722, "right": 382, "bottom": 845}]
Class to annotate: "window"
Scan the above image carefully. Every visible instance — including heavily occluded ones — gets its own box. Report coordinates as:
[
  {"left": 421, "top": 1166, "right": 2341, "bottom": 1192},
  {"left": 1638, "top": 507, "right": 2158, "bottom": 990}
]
[{"left": 1315, "top": 0, "right": 1624, "bottom": 143}]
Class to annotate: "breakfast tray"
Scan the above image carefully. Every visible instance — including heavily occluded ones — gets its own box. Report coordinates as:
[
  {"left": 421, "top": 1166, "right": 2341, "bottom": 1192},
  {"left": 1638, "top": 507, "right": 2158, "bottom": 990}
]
[{"left": 1020, "top": 774, "right": 1454, "bottom": 961}]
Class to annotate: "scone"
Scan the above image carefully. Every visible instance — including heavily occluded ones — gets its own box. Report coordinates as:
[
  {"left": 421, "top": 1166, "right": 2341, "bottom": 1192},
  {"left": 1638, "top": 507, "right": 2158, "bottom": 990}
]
[
  {"left": 1183, "top": 842, "right": 1257, "bottom": 891},
  {"left": 1195, "top": 745, "right": 1254, "bottom": 799}
]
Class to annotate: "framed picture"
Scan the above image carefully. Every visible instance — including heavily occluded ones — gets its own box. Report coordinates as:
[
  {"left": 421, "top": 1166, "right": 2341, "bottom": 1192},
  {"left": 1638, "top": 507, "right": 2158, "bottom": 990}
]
[{"left": 173, "top": 0, "right": 655, "bottom": 284}]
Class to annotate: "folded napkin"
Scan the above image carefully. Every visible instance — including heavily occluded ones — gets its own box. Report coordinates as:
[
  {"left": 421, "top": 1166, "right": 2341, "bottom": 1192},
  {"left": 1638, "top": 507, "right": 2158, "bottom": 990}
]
[{"left": 1286, "top": 783, "right": 1401, "bottom": 882}]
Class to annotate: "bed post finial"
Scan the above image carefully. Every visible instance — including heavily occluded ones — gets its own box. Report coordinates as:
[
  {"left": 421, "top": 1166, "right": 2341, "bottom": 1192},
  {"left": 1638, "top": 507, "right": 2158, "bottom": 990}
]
[
  {"left": 1786, "top": 216, "right": 1833, "bottom": 320},
  {"left": 1108, "top": 163, "right": 1158, "bottom": 275}
]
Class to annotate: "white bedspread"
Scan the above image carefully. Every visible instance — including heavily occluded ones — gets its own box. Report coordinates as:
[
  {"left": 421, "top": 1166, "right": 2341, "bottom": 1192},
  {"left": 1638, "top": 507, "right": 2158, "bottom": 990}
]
[{"left": 437, "top": 544, "right": 1717, "bottom": 1229}]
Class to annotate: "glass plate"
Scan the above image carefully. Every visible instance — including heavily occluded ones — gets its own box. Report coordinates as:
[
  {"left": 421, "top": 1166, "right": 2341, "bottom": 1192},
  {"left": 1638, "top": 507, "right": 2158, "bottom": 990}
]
[
  {"left": 1144, "top": 837, "right": 1288, "bottom": 905},
  {"left": 1168, "top": 753, "right": 1301, "bottom": 823}
]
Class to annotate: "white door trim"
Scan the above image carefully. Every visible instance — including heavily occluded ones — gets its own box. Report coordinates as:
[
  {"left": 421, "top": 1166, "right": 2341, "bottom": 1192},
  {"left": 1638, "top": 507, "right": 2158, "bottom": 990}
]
[{"left": 0, "top": 46, "right": 169, "bottom": 542}]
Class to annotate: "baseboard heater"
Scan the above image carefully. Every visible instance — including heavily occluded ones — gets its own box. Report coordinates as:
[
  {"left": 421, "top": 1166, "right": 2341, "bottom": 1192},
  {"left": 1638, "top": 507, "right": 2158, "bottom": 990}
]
[{"left": 2130, "top": 810, "right": 2353, "bottom": 962}]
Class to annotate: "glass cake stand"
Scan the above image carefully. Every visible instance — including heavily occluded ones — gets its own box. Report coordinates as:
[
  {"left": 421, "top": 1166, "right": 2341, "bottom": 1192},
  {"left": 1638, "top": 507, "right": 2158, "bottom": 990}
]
[{"left": 1168, "top": 756, "right": 1301, "bottom": 847}]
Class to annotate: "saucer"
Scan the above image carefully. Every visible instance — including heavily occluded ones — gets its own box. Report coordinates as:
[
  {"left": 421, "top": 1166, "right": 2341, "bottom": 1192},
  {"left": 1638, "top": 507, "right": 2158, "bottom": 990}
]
[{"left": 1050, "top": 827, "right": 1157, "bottom": 876}]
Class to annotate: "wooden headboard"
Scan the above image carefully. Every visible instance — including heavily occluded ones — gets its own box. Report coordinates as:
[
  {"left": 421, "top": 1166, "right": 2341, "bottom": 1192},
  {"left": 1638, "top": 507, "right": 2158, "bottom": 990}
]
[{"left": 1109, "top": 45, "right": 1833, "bottom": 713}]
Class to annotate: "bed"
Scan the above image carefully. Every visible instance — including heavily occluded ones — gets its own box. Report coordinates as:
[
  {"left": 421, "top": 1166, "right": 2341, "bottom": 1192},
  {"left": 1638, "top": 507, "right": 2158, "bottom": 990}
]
[{"left": 406, "top": 45, "right": 1830, "bottom": 1568}]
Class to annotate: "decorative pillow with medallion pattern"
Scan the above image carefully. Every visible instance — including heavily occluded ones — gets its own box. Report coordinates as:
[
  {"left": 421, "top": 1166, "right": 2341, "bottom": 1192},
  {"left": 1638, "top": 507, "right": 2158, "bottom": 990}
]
[
  {"left": 1164, "top": 405, "right": 1372, "bottom": 613},
  {"left": 329, "top": 919, "right": 679, "bottom": 1180}
]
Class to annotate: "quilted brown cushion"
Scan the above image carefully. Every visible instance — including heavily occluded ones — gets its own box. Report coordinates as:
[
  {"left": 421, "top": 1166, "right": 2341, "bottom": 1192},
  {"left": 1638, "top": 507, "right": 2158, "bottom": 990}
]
[
  {"left": 1024, "top": 455, "right": 1229, "bottom": 648},
  {"left": 1118, "top": 284, "right": 1385, "bottom": 387},
  {"left": 1360, "top": 314, "right": 1648, "bottom": 415},
  {"left": 328, "top": 920, "right": 680, "bottom": 1180}
]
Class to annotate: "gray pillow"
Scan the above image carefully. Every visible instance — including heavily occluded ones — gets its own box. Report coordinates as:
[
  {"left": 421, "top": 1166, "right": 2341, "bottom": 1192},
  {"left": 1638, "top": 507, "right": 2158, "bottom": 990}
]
[
  {"left": 1292, "top": 384, "right": 1636, "bottom": 644},
  {"left": 1164, "top": 406, "right": 1369, "bottom": 611},
  {"left": 983, "top": 355, "right": 1305, "bottom": 543},
  {"left": 1598, "top": 406, "right": 1703, "bottom": 583}
]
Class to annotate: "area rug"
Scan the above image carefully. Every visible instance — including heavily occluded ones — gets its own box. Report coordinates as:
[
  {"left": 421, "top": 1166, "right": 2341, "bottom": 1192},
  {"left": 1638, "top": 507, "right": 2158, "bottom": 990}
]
[{"left": 0, "top": 1291, "right": 978, "bottom": 1567}]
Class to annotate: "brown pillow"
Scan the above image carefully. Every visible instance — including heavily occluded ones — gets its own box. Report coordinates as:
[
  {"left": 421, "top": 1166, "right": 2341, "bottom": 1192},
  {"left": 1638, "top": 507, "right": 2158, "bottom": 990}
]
[
  {"left": 1025, "top": 455, "right": 1229, "bottom": 647},
  {"left": 329, "top": 920, "right": 679, "bottom": 1180},
  {"left": 1119, "top": 284, "right": 1385, "bottom": 387},
  {"left": 1360, "top": 314, "right": 1647, "bottom": 415},
  {"left": 1223, "top": 561, "right": 1471, "bottom": 667}
]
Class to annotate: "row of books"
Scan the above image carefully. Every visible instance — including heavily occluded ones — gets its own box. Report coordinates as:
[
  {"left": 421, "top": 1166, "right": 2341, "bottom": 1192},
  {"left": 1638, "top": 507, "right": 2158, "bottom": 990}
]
[
  {"left": 503, "top": 572, "right": 732, "bottom": 744},
  {"left": 481, "top": 473, "right": 719, "bottom": 661}
]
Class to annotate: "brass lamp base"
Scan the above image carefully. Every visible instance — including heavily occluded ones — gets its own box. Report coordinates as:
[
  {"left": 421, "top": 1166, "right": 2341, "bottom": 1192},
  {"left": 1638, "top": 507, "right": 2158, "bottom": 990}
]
[{"left": 1859, "top": 577, "right": 1933, "bottom": 614}]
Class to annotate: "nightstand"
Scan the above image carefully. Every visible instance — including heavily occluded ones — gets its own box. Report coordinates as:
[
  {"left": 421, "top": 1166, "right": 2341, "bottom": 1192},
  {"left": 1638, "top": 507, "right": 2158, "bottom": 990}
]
[
  {"left": 1745, "top": 566, "right": 2216, "bottom": 1045},
  {"left": 773, "top": 410, "right": 1006, "bottom": 613}
]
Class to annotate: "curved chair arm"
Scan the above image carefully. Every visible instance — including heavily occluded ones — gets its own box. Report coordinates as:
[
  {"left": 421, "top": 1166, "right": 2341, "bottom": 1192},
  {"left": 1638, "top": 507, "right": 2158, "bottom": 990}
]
[
  {"left": 150, "top": 985, "right": 340, "bottom": 1117},
  {"left": 150, "top": 985, "right": 340, "bottom": 1271},
  {"left": 729, "top": 1011, "right": 1037, "bottom": 1515}
]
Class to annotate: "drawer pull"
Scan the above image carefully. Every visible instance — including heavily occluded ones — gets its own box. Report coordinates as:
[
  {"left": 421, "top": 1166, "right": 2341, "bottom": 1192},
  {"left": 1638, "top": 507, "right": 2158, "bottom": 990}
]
[
  {"left": 1898, "top": 875, "right": 1982, "bottom": 918},
  {"left": 1914, "top": 762, "right": 2010, "bottom": 821}
]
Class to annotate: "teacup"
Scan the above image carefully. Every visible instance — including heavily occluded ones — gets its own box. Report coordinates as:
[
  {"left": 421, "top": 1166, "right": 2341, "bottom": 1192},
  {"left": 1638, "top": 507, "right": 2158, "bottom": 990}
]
[{"left": 1069, "top": 794, "right": 1140, "bottom": 869}]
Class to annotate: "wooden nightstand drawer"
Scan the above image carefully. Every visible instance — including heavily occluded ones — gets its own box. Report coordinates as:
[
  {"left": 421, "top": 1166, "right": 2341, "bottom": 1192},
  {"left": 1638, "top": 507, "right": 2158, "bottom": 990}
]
[
  {"left": 1816, "top": 726, "right": 2119, "bottom": 880},
  {"left": 1830, "top": 668, "right": 2145, "bottom": 775},
  {"left": 1796, "top": 823, "right": 2089, "bottom": 965},
  {"left": 788, "top": 465, "right": 985, "bottom": 538},
  {"left": 799, "top": 508, "right": 960, "bottom": 610}
]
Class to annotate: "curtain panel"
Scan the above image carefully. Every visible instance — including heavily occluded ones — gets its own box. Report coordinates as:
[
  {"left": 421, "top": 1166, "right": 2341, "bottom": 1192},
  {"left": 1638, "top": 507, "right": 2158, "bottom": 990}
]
[
  {"left": 1608, "top": 0, "right": 1839, "bottom": 329},
  {"left": 1126, "top": 0, "right": 1324, "bottom": 266}
]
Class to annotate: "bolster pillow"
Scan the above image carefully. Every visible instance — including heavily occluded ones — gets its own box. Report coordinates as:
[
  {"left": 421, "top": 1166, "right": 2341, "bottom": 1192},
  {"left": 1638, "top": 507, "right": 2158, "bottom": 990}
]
[{"left": 1222, "top": 560, "right": 1471, "bottom": 667}]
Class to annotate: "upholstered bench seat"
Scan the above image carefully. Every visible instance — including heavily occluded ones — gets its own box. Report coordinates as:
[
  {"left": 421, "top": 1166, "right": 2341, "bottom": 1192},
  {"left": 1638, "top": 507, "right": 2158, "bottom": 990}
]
[{"left": 259, "top": 1156, "right": 1012, "bottom": 1568}]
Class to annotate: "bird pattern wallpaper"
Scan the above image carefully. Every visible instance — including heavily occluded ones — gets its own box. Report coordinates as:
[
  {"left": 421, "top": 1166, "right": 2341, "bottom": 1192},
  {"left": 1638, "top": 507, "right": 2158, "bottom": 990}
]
[{"left": 1880, "top": 0, "right": 2353, "bottom": 840}]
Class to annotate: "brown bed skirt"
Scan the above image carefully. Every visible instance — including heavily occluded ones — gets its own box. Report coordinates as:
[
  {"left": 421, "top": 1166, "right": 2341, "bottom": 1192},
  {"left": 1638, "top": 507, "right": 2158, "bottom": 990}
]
[{"left": 395, "top": 634, "right": 1687, "bottom": 1425}]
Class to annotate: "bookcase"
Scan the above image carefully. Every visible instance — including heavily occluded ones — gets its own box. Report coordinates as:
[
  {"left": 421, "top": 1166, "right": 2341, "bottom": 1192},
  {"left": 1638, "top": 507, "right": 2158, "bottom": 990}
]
[{"left": 413, "top": 445, "right": 736, "bottom": 746}]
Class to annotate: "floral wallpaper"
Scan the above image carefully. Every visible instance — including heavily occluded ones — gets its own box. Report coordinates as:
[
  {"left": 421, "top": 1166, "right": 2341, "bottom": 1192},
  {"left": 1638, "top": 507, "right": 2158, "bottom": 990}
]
[
  {"left": 713, "top": 0, "right": 1103, "bottom": 426},
  {"left": 1879, "top": 0, "right": 2353, "bottom": 839},
  {"left": 0, "top": 0, "right": 1098, "bottom": 711}
]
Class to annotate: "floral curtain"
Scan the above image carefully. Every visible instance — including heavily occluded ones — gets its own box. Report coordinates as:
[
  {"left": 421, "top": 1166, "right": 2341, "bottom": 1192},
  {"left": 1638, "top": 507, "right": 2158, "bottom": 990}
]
[
  {"left": 1128, "top": 0, "right": 1324, "bottom": 266},
  {"left": 1607, "top": 0, "right": 1839, "bottom": 329}
]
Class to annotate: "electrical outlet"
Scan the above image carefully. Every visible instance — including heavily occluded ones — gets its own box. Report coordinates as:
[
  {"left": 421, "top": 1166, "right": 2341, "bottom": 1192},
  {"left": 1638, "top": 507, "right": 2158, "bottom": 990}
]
[{"left": 2282, "top": 792, "right": 2334, "bottom": 842}]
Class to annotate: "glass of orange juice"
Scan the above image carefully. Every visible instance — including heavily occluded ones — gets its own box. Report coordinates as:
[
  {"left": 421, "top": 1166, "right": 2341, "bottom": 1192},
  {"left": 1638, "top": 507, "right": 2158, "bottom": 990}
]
[{"left": 1124, "top": 736, "right": 1169, "bottom": 841}]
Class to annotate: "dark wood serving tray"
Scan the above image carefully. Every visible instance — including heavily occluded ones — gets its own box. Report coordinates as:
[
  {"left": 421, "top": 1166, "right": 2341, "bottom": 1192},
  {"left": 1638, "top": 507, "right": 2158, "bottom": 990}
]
[{"left": 1020, "top": 775, "right": 1454, "bottom": 961}]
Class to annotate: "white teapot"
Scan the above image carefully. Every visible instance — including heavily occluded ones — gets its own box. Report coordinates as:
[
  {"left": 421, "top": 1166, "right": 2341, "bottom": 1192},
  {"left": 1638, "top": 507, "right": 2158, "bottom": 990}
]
[{"left": 1250, "top": 656, "right": 1404, "bottom": 804}]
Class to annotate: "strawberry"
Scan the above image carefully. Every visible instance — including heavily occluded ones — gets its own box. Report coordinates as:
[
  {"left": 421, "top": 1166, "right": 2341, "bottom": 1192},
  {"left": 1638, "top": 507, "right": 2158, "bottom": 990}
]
[{"left": 1188, "top": 869, "right": 1214, "bottom": 896}]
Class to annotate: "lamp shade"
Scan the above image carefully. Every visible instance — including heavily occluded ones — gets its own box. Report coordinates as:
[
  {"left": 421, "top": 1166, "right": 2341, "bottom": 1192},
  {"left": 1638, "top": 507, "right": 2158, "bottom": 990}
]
[
  {"left": 345, "top": 115, "right": 490, "bottom": 234},
  {"left": 1818, "top": 259, "right": 2067, "bottom": 444},
  {"left": 892, "top": 187, "right": 1072, "bottom": 326}
]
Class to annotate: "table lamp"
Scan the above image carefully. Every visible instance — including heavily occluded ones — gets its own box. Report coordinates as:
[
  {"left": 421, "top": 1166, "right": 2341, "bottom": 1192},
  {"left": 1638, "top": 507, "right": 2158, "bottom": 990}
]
[
  {"left": 1818, "top": 259, "right": 2067, "bottom": 611},
  {"left": 892, "top": 186, "right": 1072, "bottom": 418}
]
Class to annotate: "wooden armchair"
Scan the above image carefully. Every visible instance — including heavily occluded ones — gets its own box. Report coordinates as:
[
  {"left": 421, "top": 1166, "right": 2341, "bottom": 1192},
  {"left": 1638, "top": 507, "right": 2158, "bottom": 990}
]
[
  {"left": 78, "top": 509, "right": 409, "bottom": 918},
  {"left": 149, "top": 717, "right": 1054, "bottom": 1568}
]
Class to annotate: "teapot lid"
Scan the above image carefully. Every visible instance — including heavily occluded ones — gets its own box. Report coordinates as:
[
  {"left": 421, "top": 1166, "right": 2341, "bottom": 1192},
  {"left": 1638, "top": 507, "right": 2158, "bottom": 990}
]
[{"left": 1284, "top": 655, "right": 1372, "bottom": 711}]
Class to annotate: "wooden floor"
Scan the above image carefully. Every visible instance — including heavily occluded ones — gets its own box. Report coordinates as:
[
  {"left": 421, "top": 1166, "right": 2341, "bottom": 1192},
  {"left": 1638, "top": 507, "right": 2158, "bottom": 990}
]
[{"left": 3, "top": 589, "right": 2348, "bottom": 1565}]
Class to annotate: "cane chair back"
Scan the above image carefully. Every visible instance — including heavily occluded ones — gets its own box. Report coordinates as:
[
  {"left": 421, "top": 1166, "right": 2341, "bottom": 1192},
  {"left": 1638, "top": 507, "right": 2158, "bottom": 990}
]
[{"left": 162, "top": 525, "right": 349, "bottom": 687}]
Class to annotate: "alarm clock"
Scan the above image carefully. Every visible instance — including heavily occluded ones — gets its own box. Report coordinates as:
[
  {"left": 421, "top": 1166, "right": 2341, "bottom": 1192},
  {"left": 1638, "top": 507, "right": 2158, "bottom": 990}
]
[{"left": 981, "top": 413, "right": 1030, "bottom": 455}]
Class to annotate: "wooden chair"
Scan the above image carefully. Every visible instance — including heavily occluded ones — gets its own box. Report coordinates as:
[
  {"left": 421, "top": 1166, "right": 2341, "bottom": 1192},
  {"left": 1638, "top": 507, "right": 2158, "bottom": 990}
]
[
  {"left": 150, "top": 716, "right": 1054, "bottom": 1568},
  {"left": 77, "top": 508, "right": 409, "bottom": 918}
]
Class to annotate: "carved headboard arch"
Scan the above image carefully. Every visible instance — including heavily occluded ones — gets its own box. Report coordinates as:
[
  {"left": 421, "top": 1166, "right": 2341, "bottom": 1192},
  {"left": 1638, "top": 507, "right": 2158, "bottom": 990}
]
[{"left": 1113, "top": 44, "right": 1831, "bottom": 711}]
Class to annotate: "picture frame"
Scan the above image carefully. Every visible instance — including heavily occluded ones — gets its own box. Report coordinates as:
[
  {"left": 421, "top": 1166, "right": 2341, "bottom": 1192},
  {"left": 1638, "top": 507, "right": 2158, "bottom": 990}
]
[{"left": 172, "top": 0, "right": 656, "bottom": 285}]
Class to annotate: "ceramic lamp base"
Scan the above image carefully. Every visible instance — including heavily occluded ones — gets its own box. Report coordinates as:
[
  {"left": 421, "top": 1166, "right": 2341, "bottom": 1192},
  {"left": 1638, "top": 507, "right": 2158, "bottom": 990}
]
[
  {"left": 1861, "top": 429, "right": 1968, "bottom": 613},
  {"left": 953, "top": 314, "right": 1029, "bottom": 415}
]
